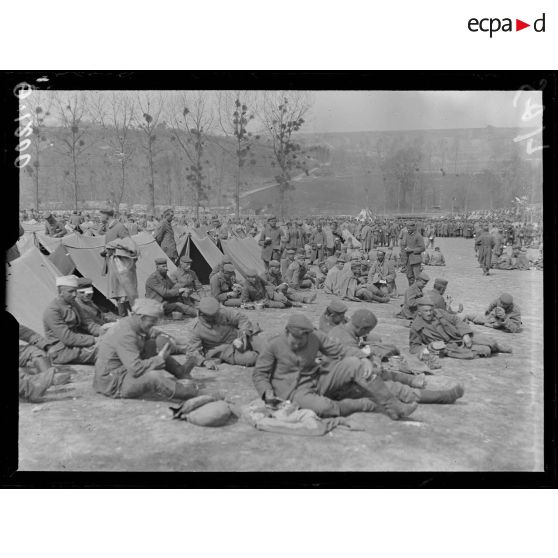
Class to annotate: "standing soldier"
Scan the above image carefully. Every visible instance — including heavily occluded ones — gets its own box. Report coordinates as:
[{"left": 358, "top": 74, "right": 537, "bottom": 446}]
[
  {"left": 403, "top": 222, "right": 425, "bottom": 285},
  {"left": 258, "top": 216, "right": 282, "bottom": 270},
  {"left": 309, "top": 222, "right": 327, "bottom": 264},
  {"left": 475, "top": 225, "right": 495, "bottom": 276},
  {"left": 99, "top": 207, "right": 139, "bottom": 316},
  {"left": 154, "top": 208, "right": 179, "bottom": 263},
  {"left": 398, "top": 222, "right": 408, "bottom": 273}
]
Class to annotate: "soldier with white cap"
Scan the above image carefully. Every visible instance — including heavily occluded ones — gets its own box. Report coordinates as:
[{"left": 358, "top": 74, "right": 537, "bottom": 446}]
[
  {"left": 42, "top": 275, "right": 103, "bottom": 364},
  {"left": 94, "top": 298, "right": 198, "bottom": 401}
]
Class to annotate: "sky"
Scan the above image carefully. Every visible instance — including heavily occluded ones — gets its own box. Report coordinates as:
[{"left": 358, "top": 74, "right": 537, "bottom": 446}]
[{"left": 26, "top": 89, "right": 542, "bottom": 133}]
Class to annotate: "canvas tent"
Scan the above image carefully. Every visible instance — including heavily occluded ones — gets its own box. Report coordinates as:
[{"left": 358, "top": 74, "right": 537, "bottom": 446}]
[
  {"left": 7, "top": 246, "right": 62, "bottom": 334},
  {"left": 221, "top": 235, "right": 265, "bottom": 279},
  {"left": 182, "top": 232, "right": 223, "bottom": 283}
]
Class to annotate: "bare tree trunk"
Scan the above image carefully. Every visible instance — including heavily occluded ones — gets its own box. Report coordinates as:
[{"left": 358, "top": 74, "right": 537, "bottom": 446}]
[
  {"left": 72, "top": 148, "right": 79, "bottom": 211},
  {"left": 148, "top": 146, "right": 155, "bottom": 214},
  {"left": 118, "top": 161, "right": 126, "bottom": 208}
]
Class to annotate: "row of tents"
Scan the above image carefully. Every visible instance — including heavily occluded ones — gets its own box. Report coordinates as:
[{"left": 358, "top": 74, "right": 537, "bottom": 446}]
[{"left": 8, "top": 224, "right": 265, "bottom": 335}]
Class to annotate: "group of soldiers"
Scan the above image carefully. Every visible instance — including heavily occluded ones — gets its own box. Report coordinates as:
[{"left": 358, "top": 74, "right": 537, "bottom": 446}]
[{"left": 17, "top": 208, "right": 524, "bottom": 429}]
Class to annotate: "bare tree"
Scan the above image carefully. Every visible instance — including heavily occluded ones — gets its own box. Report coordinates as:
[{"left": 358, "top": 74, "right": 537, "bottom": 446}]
[
  {"left": 53, "top": 92, "right": 90, "bottom": 211},
  {"left": 90, "top": 92, "right": 135, "bottom": 209},
  {"left": 21, "top": 90, "right": 53, "bottom": 210},
  {"left": 135, "top": 93, "right": 164, "bottom": 214},
  {"left": 169, "top": 92, "right": 213, "bottom": 220},
  {"left": 217, "top": 91, "right": 259, "bottom": 218},
  {"left": 260, "top": 91, "right": 311, "bottom": 219}
]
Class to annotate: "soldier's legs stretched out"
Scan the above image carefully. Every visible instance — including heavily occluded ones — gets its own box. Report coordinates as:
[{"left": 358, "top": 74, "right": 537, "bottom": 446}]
[
  {"left": 118, "top": 369, "right": 198, "bottom": 400},
  {"left": 463, "top": 313, "right": 487, "bottom": 326},
  {"left": 164, "top": 301, "right": 197, "bottom": 318},
  {"left": 49, "top": 345, "right": 97, "bottom": 365}
]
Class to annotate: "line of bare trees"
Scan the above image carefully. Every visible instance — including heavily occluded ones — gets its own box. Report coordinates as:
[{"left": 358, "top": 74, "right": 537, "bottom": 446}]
[{"left": 20, "top": 90, "right": 313, "bottom": 217}]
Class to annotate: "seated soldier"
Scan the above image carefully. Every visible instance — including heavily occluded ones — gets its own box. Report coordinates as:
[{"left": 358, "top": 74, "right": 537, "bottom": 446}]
[
  {"left": 318, "top": 299, "right": 349, "bottom": 334},
  {"left": 43, "top": 275, "right": 103, "bottom": 364},
  {"left": 367, "top": 248, "right": 397, "bottom": 297},
  {"left": 496, "top": 252, "right": 516, "bottom": 270},
  {"left": 355, "top": 268, "right": 391, "bottom": 303},
  {"left": 285, "top": 251, "right": 313, "bottom": 290},
  {"left": 323, "top": 257, "right": 346, "bottom": 295},
  {"left": 261, "top": 260, "right": 312, "bottom": 306},
  {"left": 170, "top": 255, "right": 203, "bottom": 304},
  {"left": 209, "top": 263, "right": 242, "bottom": 307},
  {"left": 75, "top": 277, "right": 118, "bottom": 328},
  {"left": 188, "top": 297, "right": 264, "bottom": 367},
  {"left": 328, "top": 309, "right": 464, "bottom": 404},
  {"left": 145, "top": 258, "right": 197, "bottom": 318},
  {"left": 427, "top": 246, "right": 446, "bottom": 266},
  {"left": 253, "top": 313, "right": 418, "bottom": 420},
  {"left": 315, "top": 262, "right": 330, "bottom": 289},
  {"left": 94, "top": 298, "right": 198, "bottom": 401},
  {"left": 516, "top": 248, "right": 530, "bottom": 270},
  {"left": 209, "top": 254, "right": 233, "bottom": 279},
  {"left": 241, "top": 269, "right": 287, "bottom": 308},
  {"left": 463, "top": 293, "right": 522, "bottom": 333},
  {"left": 410, "top": 296, "right": 512, "bottom": 361},
  {"left": 426, "top": 278, "right": 463, "bottom": 314},
  {"left": 19, "top": 322, "right": 72, "bottom": 402},
  {"left": 395, "top": 272, "right": 430, "bottom": 320}
]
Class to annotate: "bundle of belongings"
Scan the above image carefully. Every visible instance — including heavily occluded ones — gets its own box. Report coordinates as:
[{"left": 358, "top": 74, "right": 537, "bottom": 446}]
[
  {"left": 241, "top": 399, "right": 364, "bottom": 437},
  {"left": 170, "top": 395, "right": 237, "bottom": 427}
]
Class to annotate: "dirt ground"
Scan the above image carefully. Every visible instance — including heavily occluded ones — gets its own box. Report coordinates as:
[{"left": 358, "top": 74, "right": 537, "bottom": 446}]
[{"left": 18, "top": 238, "right": 544, "bottom": 472}]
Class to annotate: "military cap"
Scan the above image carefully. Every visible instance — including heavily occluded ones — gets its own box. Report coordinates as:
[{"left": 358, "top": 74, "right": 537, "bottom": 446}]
[
  {"left": 132, "top": 298, "right": 164, "bottom": 318},
  {"left": 269, "top": 260, "right": 280, "bottom": 267},
  {"left": 336, "top": 256, "right": 346, "bottom": 262},
  {"left": 154, "top": 257, "right": 167, "bottom": 265},
  {"left": 286, "top": 249, "right": 296, "bottom": 255},
  {"left": 198, "top": 297, "right": 221, "bottom": 315},
  {"left": 77, "top": 277, "right": 93, "bottom": 288},
  {"left": 433, "top": 278, "right": 448, "bottom": 287},
  {"left": 376, "top": 248, "right": 386, "bottom": 254},
  {"left": 99, "top": 207, "right": 114, "bottom": 216},
  {"left": 56, "top": 275, "right": 79, "bottom": 288},
  {"left": 416, "top": 296, "right": 434, "bottom": 307},
  {"left": 327, "top": 299, "right": 348, "bottom": 314},
  {"left": 180, "top": 255, "right": 192, "bottom": 263},
  {"left": 417, "top": 272, "right": 430, "bottom": 282},
  {"left": 350, "top": 309, "right": 378, "bottom": 329},
  {"left": 223, "top": 263, "right": 235, "bottom": 273},
  {"left": 286, "top": 313, "right": 314, "bottom": 333},
  {"left": 246, "top": 268, "right": 257, "bottom": 277},
  {"left": 499, "top": 293, "right": 513, "bottom": 305},
  {"left": 267, "top": 215, "right": 277, "bottom": 221}
]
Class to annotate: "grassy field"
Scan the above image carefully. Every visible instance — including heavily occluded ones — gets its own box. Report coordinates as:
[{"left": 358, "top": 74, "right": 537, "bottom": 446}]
[{"left": 18, "top": 238, "right": 544, "bottom": 472}]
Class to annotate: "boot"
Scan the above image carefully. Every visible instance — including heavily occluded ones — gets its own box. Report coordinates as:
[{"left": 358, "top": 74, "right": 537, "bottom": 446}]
[
  {"left": 117, "top": 302, "right": 127, "bottom": 317},
  {"left": 166, "top": 356, "right": 197, "bottom": 379},
  {"left": 172, "top": 380, "right": 199, "bottom": 400},
  {"left": 384, "top": 369, "right": 426, "bottom": 389},
  {"left": 494, "top": 342, "right": 512, "bottom": 354},
  {"left": 26, "top": 367, "right": 56, "bottom": 402},
  {"left": 418, "top": 384, "right": 464, "bottom": 404},
  {"left": 337, "top": 398, "right": 376, "bottom": 416},
  {"left": 358, "top": 376, "right": 418, "bottom": 420}
]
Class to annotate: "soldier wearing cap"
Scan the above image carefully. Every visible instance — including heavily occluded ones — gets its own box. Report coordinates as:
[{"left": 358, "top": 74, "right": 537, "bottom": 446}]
[
  {"left": 94, "top": 298, "right": 198, "bottom": 401},
  {"left": 285, "top": 251, "right": 314, "bottom": 291},
  {"left": 253, "top": 313, "right": 417, "bottom": 420},
  {"left": 259, "top": 215, "right": 282, "bottom": 269},
  {"left": 187, "top": 297, "right": 264, "bottom": 367},
  {"left": 463, "top": 293, "right": 522, "bottom": 333},
  {"left": 210, "top": 263, "right": 242, "bottom": 307},
  {"left": 427, "top": 246, "right": 446, "bottom": 266},
  {"left": 210, "top": 254, "right": 233, "bottom": 279},
  {"left": 308, "top": 222, "right": 327, "bottom": 264},
  {"left": 170, "top": 255, "right": 203, "bottom": 303},
  {"left": 145, "top": 258, "right": 197, "bottom": 317},
  {"left": 154, "top": 208, "right": 179, "bottom": 263},
  {"left": 396, "top": 271, "right": 430, "bottom": 320},
  {"left": 43, "top": 275, "right": 104, "bottom": 364},
  {"left": 323, "top": 257, "right": 346, "bottom": 296},
  {"left": 99, "top": 206, "right": 139, "bottom": 316},
  {"left": 328, "top": 309, "right": 464, "bottom": 405},
  {"left": 425, "top": 278, "right": 462, "bottom": 314},
  {"left": 44, "top": 211, "right": 66, "bottom": 237},
  {"left": 75, "top": 277, "right": 119, "bottom": 327},
  {"left": 410, "top": 296, "right": 512, "bottom": 359},
  {"left": 263, "top": 260, "right": 315, "bottom": 305},
  {"left": 403, "top": 221, "right": 425, "bottom": 285},
  {"left": 366, "top": 248, "right": 397, "bottom": 297},
  {"left": 280, "top": 248, "right": 296, "bottom": 279},
  {"left": 318, "top": 299, "right": 349, "bottom": 334}
]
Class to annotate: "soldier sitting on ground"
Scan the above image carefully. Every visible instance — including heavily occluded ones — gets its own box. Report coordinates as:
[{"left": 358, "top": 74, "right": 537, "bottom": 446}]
[
  {"left": 145, "top": 258, "right": 197, "bottom": 318},
  {"left": 409, "top": 297, "right": 512, "bottom": 362},
  {"left": 241, "top": 269, "right": 288, "bottom": 309},
  {"left": 425, "top": 246, "right": 446, "bottom": 266},
  {"left": 75, "top": 277, "right": 119, "bottom": 328},
  {"left": 169, "top": 255, "right": 204, "bottom": 304},
  {"left": 426, "top": 278, "right": 463, "bottom": 314},
  {"left": 93, "top": 298, "right": 198, "bottom": 402},
  {"left": 209, "top": 263, "right": 243, "bottom": 307},
  {"left": 463, "top": 293, "right": 522, "bottom": 333},
  {"left": 328, "top": 309, "right": 464, "bottom": 405},
  {"left": 318, "top": 299, "right": 349, "bottom": 334},
  {"left": 395, "top": 272, "right": 430, "bottom": 320},
  {"left": 187, "top": 297, "right": 265, "bottom": 368}
]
